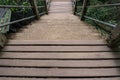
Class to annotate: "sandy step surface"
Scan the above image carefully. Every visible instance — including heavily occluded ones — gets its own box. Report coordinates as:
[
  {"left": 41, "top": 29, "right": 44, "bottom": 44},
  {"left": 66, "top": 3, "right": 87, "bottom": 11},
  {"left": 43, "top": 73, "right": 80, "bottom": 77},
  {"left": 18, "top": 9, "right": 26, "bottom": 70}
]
[{"left": 9, "top": 0, "right": 103, "bottom": 40}]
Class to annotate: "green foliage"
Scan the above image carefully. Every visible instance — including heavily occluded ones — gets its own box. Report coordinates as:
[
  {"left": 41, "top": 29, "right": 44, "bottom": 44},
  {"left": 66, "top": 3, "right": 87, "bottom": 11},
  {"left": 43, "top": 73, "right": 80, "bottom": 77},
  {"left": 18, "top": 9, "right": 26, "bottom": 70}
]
[
  {"left": 0, "top": 0, "right": 45, "bottom": 14},
  {"left": 86, "top": 7, "right": 118, "bottom": 24},
  {"left": 87, "top": 0, "right": 120, "bottom": 24},
  {"left": 76, "top": 0, "right": 120, "bottom": 35},
  {"left": 37, "top": 0, "right": 46, "bottom": 13},
  {"left": 0, "top": 0, "right": 30, "bottom": 12}
]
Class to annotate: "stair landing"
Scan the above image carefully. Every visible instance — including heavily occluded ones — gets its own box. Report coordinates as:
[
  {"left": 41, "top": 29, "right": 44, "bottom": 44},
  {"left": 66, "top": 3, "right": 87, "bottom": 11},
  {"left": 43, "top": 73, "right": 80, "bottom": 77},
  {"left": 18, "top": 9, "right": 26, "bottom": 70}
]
[{"left": 8, "top": 0, "right": 103, "bottom": 40}]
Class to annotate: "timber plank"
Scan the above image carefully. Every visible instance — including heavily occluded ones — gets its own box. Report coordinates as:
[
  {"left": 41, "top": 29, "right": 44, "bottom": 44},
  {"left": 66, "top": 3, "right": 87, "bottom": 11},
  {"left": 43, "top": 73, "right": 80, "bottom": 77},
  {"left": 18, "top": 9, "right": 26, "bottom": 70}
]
[
  {"left": 0, "top": 52, "right": 119, "bottom": 59},
  {"left": 1, "top": 46, "right": 112, "bottom": 52},
  {"left": 0, "top": 68, "right": 119, "bottom": 77},
  {"left": 7, "top": 40, "right": 107, "bottom": 45},
  {"left": 0, "top": 78, "right": 120, "bottom": 80},
  {"left": 0, "top": 59, "right": 119, "bottom": 67}
]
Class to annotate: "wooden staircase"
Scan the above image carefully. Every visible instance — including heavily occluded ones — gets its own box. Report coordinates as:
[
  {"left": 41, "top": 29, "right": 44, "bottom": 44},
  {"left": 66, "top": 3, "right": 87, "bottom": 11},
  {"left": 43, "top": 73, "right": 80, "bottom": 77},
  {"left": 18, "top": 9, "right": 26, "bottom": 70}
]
[
  {"left": 0, "top": 0, "right": 120, "bottom": 80},
  {"left": 0, "top": 40, "right": 120, "bottom": 80}
]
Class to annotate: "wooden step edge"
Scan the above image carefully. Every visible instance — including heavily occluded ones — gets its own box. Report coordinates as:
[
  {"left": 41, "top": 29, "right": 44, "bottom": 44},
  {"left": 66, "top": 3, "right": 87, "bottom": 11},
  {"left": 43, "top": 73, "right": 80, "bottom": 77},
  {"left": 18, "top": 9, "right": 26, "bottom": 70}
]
[{"left": 6, "top": 40, "right": 107, "bottom": 46}]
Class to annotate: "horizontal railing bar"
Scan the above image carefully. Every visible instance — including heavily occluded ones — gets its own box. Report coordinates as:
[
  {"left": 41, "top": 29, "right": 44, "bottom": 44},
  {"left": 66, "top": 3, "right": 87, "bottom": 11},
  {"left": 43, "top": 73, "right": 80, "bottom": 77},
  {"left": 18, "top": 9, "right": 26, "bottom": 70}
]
[
  {"left": 76, "top": 3, "right": 120, "bottom": 9},
  {"left": 84, "top": 16, "right": 116, "bottom": 28},
  {"left": 0, "top": 5, "right": 45, "bottom": 8},
  {"left": 0, "top": 5, "right": 33, "bottom": 8},
  {"left": 0, "top": 16, "right": 35, "bottom": 28},
  {"left": 75, "top": 12, "right": 116, "bottom": 28},
  {"left": 39, "top": 11, "right": 46, "bottom": 16},
  {"left": 87, "top": 3, "right": 120, "bottom": 8},
  {"left": 77, "top": 6, "right": 82, "bottom": 8},
  {"left": 38, "top": 6, "right": 45, "bottom": 8},
  {"left": 0, "top": 12, "right": 46, "bottom": 28}
]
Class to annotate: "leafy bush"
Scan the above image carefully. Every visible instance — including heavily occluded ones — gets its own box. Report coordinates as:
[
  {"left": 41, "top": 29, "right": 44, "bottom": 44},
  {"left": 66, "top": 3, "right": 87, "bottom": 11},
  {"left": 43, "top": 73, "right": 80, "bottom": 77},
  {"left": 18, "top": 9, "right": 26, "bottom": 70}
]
[
  {"left": 0, "top": 0, "right": 46, "bottom": 32},
  {"left": 76, "top": 0, "right": 120, "bottom": 35},
  {"left": 0, "top": 0, "right": 30, "bottom": 12},
  {"left": 88, "top": 0, "right": 120, "bottom": 24}
]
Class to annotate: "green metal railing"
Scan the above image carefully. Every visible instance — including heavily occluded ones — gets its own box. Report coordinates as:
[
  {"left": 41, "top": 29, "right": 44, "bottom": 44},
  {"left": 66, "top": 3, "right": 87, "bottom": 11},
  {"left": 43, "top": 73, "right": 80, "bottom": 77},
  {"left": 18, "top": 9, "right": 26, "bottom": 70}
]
[
  {"left": 73, "top": 0, "right": 120, "bottom": 47},
  {"left": 0, "top": 0, "right": 51, "bottom": 27},
  {"left": 0, "top": 0, "right": 51, "bottom": 47}
]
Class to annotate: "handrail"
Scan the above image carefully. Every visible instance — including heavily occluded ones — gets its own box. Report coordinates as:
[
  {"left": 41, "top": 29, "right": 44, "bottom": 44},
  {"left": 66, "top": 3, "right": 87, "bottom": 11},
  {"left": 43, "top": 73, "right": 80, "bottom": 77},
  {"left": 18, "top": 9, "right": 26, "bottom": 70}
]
[
  {"left": 74, "top": 0, "right": 120, "bottom": 28},
  {"left": 0, "top": 5, "right": 45, "bottom": 8},
  {"left": 84, "top": 16, "right": 116, "bottom": 28},
  {"left": 0, "top": 0, "right": 50, "bottom": 47},
  {"left": 87, "top": 3, "right": 120, "bottom": 8},
  {"left": 0, "top": 12, "right": 46, "bottom": 28},
  {"left": 76, "top": 3, "right": 120, "bottom": 8},
  {"left": 0, "top": 0, "right": 49, "bottom": 27},
  {"left": 74, "top": 0, "right": 120, "bottom": 47},
  {"left": 75, "top": 12, "right": 116, "bottom": 28},
  {"left": 0, "top": 5, "right": 33, "bottom": 8}
]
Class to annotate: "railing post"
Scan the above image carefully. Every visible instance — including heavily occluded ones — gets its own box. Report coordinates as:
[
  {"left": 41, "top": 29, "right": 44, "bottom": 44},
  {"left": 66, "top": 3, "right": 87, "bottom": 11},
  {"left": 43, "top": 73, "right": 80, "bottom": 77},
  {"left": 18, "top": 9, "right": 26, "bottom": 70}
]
[
  {"left": 44, "top": 0, "right": 48, "bottom": 14},
  {"left": 107, "top": 22, "right": 120, "bottom": 47},
  {"left": 0, "top": 33, "right": 6, "bottom": 47},
  {"left": 29, "top": 0, "right": 40, "bottom": 20},
  {"left": 74, "top": 0, "right": 77, "bottom": 15},
  {"left": 81, "top": 0, "right": 88, "bottom": 20}
]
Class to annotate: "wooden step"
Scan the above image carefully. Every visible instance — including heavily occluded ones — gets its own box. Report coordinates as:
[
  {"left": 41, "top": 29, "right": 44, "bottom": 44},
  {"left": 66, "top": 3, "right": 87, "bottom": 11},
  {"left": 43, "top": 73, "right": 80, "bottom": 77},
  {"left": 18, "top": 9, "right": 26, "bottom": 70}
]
[
  {"left": 2, "top": 45, "right": 111, "bottom": 52},
  {"left": 2, "top": 40, "right": 118, "bottom": 52},
  {"left": 50, "top": 1, "right": 72, "bottom": 13},
  {"left": 0, "top": 59, "right": 120, "bottom": 68},
  {"left": 0, "top": 40, "right": 120, "bottom": 80},
  {"left": 0, "top": 67, "right": 119, "bottom": 77},
  {"left": 0, "top": 52, "right": 120, "bottom": 60},
  {"left": 0, "top": 77, "right": 119, "bottom": 80},
  {"left": 6, "top": 40, "right": 107, "bottom": 45}
]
